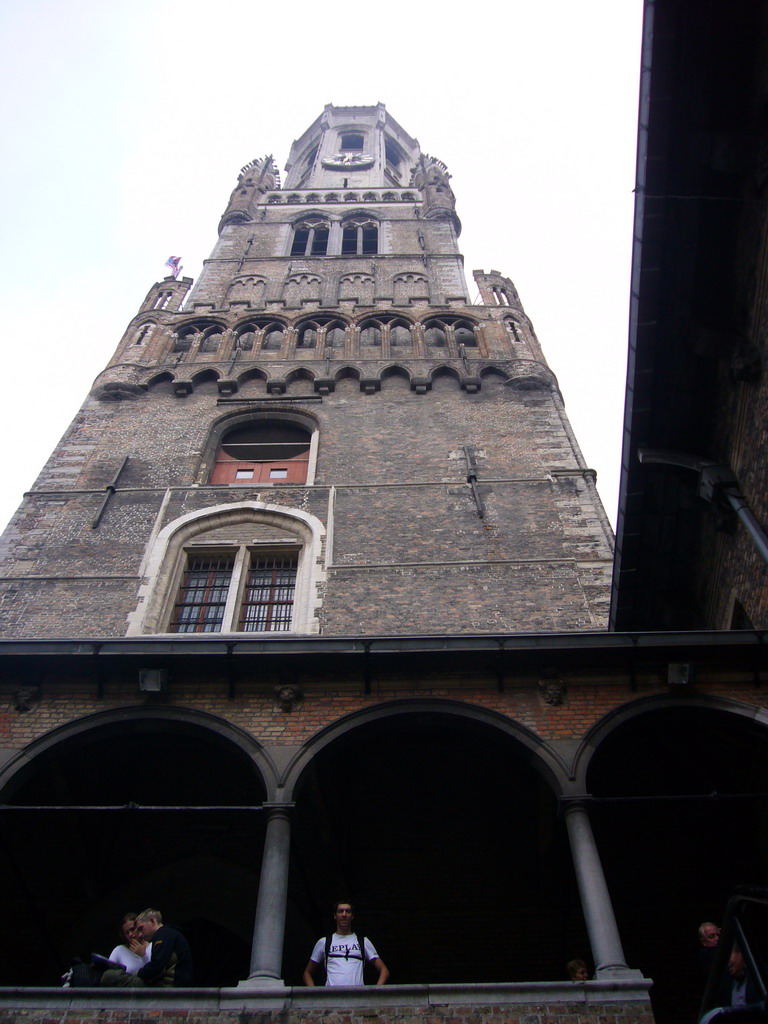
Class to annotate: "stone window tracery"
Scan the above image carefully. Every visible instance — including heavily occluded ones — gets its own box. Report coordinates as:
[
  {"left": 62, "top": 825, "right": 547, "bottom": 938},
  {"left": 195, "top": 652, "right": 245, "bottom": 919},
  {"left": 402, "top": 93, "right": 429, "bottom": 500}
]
[
  {"left": 423, "top": 317, "right": 479, "bottom": 352},
  {"left": 233, "top": 320, "right": 287, "bottom": 352},
  {"left": 295, "top": 318, "right": 346, "bottom": 350},
  {"left": 353, "top": 316, "right": 413, "bottom": 349},
  {"left": 342, "top": 219, "right": 378, "bottom": 256},
  {"left": 291, "top": 220, "right": 330, "bottom": 257}
]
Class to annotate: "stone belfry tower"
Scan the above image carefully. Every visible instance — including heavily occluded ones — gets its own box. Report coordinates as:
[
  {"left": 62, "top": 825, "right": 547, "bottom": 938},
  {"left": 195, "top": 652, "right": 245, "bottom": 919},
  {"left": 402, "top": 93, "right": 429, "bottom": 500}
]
[
  {"left": 0, "top": 106, "right": 654, "bottom": 1015},
  {"left": 0, "top": 102, "right": 613, "bottom": 639}
]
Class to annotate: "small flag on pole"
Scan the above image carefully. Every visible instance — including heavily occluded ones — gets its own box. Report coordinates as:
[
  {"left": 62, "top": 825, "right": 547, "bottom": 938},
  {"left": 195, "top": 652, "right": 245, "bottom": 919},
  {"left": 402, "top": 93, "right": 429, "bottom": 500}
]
[{"left": 165, "top": 256, "right": 183, "bottom": 278}]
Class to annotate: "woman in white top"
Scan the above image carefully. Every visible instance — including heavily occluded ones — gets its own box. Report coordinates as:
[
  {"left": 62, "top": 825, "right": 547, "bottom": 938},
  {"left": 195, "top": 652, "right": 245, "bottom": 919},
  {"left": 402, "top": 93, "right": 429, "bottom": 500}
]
[{"left": 107, "top": 913, "right": 152, "bottom": 973}]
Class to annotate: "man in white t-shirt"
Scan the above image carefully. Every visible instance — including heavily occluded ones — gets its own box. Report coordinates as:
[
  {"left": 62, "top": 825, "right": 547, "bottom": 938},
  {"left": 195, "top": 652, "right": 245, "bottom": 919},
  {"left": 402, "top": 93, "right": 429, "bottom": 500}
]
[{"left": 303, "top": 901, "right": 389, "bottom": 986}]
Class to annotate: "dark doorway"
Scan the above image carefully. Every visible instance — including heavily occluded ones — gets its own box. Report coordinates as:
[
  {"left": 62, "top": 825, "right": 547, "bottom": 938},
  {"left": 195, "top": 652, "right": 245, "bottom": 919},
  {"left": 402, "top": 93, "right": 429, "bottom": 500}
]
[
  {"left": 0, "top": 715, "right": 266, "bottom": 986},
  {"left": 587, "top": 705, "right": 768, "bottom": 1024},
  {"left": 285, "top": 709, "right": 586, "bottom": 986}
]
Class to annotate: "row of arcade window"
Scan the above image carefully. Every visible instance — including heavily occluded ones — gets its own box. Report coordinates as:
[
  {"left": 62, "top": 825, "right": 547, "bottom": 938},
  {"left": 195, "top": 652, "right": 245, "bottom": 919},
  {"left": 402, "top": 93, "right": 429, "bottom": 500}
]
[
  {"left": 290, "top": 219, "right": 378, "bottom": 257},
  {"left": 172, "top": 318, "right": 478, "bottom": 353},
  {"left": 273, "top": 191, "right": 415, "bottom": 204}
]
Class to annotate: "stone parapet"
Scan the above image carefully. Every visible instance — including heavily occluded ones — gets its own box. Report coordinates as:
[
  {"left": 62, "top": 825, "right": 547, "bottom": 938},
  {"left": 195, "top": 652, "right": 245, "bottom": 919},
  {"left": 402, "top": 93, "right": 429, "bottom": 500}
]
[{"left": 0, "top": 980, "right": 655, "bottom": 1022}]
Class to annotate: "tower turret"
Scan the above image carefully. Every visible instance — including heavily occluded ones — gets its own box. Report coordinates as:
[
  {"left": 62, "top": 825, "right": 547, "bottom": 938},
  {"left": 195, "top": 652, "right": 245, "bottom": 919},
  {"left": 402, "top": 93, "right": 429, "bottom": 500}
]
[
  {"left": 218, "top": 156, "right": 281, "bottom": 233},
  {"left": 411, "top": 154, "right": 460, "bottom": 234}
]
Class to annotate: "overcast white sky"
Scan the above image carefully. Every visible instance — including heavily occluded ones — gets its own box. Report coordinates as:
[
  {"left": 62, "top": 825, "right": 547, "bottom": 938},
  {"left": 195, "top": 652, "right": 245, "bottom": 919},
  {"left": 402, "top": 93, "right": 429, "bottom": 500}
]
[{"left": 0, "top": 1, "right": 642, "bottom": 534}]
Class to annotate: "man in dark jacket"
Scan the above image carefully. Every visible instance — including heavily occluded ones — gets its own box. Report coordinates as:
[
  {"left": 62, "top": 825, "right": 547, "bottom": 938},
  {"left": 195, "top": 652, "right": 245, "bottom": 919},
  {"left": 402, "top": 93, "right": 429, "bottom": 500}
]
[
  {"left": 134, "top": 908, "right": 193, "bottom": 987},
  {"left": 103, "top": 907, "right": 192, "bottom": 987}
]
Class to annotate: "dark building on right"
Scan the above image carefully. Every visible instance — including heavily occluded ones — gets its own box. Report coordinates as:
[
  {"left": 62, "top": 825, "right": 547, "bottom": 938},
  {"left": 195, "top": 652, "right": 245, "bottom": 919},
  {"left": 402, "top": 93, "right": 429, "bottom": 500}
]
[
  {"left": 571, "top": 0, "right": 768, "bottom": 1018},
  {"left": 608, "top": 4, "right": 768, "bottom": 1016},
  {"left": 613, "top": 0, "right": 768, "bottom": 634}
]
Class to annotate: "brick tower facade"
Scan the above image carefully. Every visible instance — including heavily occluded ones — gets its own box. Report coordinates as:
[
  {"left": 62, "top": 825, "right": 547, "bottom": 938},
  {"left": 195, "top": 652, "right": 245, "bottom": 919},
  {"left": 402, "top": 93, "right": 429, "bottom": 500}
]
[
  {"left": 0, "top": 106, "right": 663, "bottom": 1024},
  {"left": 0, "top": 103, "right": 613, "bottom": 641}
]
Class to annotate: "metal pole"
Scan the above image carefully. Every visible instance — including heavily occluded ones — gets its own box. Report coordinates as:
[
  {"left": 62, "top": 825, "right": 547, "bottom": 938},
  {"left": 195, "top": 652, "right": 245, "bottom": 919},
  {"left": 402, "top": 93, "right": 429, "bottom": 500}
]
[{"left": 724, "top": 487, "right": 768, "bottom": 565}]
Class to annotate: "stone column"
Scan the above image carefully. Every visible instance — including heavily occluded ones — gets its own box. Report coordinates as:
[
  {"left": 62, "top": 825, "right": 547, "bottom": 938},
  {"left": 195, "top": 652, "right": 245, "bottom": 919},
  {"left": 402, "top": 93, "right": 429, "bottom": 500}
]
[
  {"left": 242, "top": 804, "right": 293, "bottom": 986},
  {"left": 564, "top": 801, "right": 641, "bottom": 977}
]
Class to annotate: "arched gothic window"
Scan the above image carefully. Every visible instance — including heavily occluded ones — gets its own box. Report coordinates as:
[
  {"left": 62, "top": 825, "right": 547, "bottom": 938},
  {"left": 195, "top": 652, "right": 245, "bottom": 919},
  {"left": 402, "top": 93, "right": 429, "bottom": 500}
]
[
  {"left": 342, "top": 219, "right": 378, "bottom": 256},
  {"left": 173, "top": 326, "right": 197, "bottom": 352},
  {"left": 261, "top": 324, "right": 285, "bottom": 350},
  {"left": 235, "top": 326, "right": 256, "bottom": 351},
  {"left": 210, "top": 420, "right": 312, "bottom": 485},
  {"left": 453, "top": 321, "right": 477, "bottom": 347},
  {"left": 298, "top": 318, "right": 347, "bottom": 349},
  {"left": 127, "top": 501, "right": 325, "bottom": 637},
  {"left": 424, "top": 322, "right": 447, "bottom": 347},
  {"left": 324, "top": 321, "right": 347, "bottom": 348},
  {"left": 200, "top": 328, "right": 224, "bottom": 353},
  {"left": 389, "top": 320, "right": 412, "bottom": 346},
  {"left": 291, "top": 220, "right": 330, "bottom": 257},
  {"left": 359, "top": 319, "right": 383, "bottom": 346},
  {"left": 296, "top": 323, "right": 318, "bottom": 348},
  {"left": 423, "top": 318, "right": 478, "bottom": 351}
]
